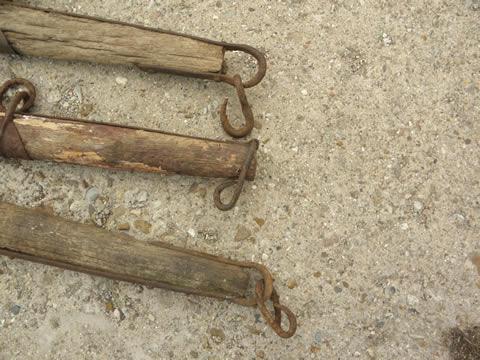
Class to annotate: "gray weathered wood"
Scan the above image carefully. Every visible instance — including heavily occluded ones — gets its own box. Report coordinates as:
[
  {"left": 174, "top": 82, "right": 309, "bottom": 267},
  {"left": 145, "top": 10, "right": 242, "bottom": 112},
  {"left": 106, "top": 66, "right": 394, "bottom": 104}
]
[
  {"left": 1, "top": 112, "right": 257, "bottom": 180},
  {"left": 0, "top": 2, "right": 224, "bottom": 73},
  {"left": 0, "top": 202, "right": 250, "bottom": 298}
]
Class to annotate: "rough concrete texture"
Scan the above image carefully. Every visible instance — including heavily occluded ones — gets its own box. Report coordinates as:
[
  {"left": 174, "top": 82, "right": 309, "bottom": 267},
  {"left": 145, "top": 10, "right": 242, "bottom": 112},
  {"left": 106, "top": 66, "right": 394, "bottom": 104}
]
[{"left": 0, "top": 0, "right": 479, "bottom": 359}]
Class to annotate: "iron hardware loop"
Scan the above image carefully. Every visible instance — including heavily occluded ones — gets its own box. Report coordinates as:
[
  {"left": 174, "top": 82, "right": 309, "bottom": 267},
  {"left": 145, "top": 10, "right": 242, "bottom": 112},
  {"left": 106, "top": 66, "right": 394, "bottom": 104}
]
[
  {"left": 214, "top": 139, "right": 259, "bottom": 211},
  {"left": 0, "top": 78, "right": 36, "bottom": 141},
  {"left": 255, "top": 281, "right": 298, "bottom": 338}
]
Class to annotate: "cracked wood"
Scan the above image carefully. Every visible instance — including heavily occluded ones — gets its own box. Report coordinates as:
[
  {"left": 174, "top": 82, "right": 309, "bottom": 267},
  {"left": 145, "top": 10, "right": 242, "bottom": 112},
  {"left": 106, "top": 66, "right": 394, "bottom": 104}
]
[
  {"left": 0, "top": 112, "right": 256, "bottom": 180},
  {"left": 0, "top": 2, "right": 224, "bottom": 73},
  {"left": 0, "top": 202, "right": 250, "bottom": 298},
  {"left": 1, "top": 113, "right": 256, "bottom": 180}
]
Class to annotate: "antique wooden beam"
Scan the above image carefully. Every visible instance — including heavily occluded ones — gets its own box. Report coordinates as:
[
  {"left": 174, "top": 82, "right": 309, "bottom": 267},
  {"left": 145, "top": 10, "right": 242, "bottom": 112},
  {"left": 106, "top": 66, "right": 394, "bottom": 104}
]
[
  {"left": 1, "top": 112, "right": 257, "bottom": 180},
  {"left": 0, "top": 202, "right": 297, "bottom": 338},
  {"left": 0, "top": 1, "right": 224, "bottom": 73}
]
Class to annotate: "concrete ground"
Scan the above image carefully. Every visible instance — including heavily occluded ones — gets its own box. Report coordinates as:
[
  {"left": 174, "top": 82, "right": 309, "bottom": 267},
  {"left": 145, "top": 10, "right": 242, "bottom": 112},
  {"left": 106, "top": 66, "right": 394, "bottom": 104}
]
[{"left": 1, "top": 0, "right": 479, "bottom": 359}]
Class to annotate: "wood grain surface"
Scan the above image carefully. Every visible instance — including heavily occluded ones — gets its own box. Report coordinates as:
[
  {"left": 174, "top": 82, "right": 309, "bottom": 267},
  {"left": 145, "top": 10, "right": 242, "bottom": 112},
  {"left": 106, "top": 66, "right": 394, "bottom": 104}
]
[
  {"left": 2, "top": 113, "right": 257, "bottom": 180},
  {"left": 0, "top": 202, "right": 250, "bottom": 299},
  {"left": 0, "top": 2, "right": 224, "bottom": 73}
]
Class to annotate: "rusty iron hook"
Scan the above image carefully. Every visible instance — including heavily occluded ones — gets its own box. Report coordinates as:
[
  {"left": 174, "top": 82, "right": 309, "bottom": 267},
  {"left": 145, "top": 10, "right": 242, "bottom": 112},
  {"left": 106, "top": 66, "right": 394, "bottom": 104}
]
[
  {"left": 219, "top": 74, "right": 254, "bottom": 138},
  {"left": 214, "top": 139, "right": 259, "bottom": 211},
  {"left": 216, "top": 44, "right": 266, "bottom": 138},
  {"left": 222, "top": 44, "right": 267, "bottom": 89}
]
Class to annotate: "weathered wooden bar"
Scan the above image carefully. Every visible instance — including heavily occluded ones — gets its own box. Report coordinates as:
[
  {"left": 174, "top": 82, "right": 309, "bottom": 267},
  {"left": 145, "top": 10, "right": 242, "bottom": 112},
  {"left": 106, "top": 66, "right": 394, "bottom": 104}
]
[
  {"left": 0, "top": 202, "right": 250, "bottom": 298},
  {"left": 0, "top": 112, "right": 257, "bottom": 180},
  {"left": 0, "top": 1, "right": 224, "bottom": 74}
]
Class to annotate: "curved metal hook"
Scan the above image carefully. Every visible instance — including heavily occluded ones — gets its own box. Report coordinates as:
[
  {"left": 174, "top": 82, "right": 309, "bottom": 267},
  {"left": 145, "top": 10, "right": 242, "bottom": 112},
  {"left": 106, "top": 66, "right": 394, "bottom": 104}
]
[
  {"left": 222, "top": 43, "right": 267, "bottom": 89},
  {"left": 217, "top": 45, "right": 266, "bottom": 138},
  {"left": 219, "top": 74, "right": 254, "bottom": 138},
  {"left": 213, "top": 139, "right": 258, "bottom": 211}
]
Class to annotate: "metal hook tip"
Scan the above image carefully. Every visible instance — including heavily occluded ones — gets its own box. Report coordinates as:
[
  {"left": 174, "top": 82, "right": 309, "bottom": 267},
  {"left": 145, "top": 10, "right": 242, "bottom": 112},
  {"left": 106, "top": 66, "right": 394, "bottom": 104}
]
[{"left": 219, "top": 75, "right": 255, "bottom": 138}]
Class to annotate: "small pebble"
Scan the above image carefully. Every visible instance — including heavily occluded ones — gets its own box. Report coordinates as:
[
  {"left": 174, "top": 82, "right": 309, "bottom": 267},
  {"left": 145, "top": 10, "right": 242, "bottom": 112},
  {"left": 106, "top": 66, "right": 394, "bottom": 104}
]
[
  {"left": 134, "top": 220, "right": 152, "bottom": 234},
  {"left": 384, "top": 286, "right": 396, "bottom": 296},
  {"left": 105, "top": 301, "right": 114, "bottom": 312},
  {"left": 400, "top": 223, "right": 409, "bottom": 231},
  {"left": 73, "top": 85, "right": 83, "bottom": 103},
  {"left": 234, "top": 225, "right": 253, "bottom": 242},
  {"left": 10, "top": 305, "right": 21, "bottom": 315},
  {"left": 116, "top": 76, "right": 128, "bottom": 86},
  {"left": 188, "top": 228, "right": 196, "bottom": 237},
  {"left": 85, "top": 187, "right": 100, "bottom": 203},
  {"left": 50, "top": 318, "right": 60, "bottom": 329},
  {"left": 413, "top": 201, "right": 423, "bottom": 211},
  {"left": 287, "top": 278, "right": 298, "bottom": 289},
  {"left": 301, "top": 89, "right": 308, "bottom": 96},
  {"left": 117, "top": 223, "right": 130, "bottom": 231},
  {"left": 406, "top": 295, "right": 419, "bottom": 306},
  {"left": 382, "top": 33, "right": 393, "bottom": 46},
  {"left": 148, "top": 314, "right": 155, "bottom": 322},
  {"left": 209, "top": 328, "right": 225, "bottom": 343},
  {"left": 254, "top": 217, "right": 266, "bottom": 227},
  {"left": 113, "top": 308, "right": 125, "bottom": 322}
]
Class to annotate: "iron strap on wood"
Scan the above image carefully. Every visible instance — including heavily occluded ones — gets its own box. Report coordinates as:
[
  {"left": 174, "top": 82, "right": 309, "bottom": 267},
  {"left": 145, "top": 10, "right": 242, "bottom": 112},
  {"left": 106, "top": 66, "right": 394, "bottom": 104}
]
[{"left": 0, "top": 29, "right": 16, "bottom": 54}]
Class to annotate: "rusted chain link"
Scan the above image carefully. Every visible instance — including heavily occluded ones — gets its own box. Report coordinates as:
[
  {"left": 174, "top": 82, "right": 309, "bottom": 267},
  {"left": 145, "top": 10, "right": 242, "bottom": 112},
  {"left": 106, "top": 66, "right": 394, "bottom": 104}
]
[
  {"left": 174, "top": 243, "right": 297, "bottom": 338},
  {"left": 219, "top": 258, "right": 297, "bottom": 338},
  {"left": 255, "top": 281, "right": 297, "bottom": 338},
  {"left": 214, "top": 139, "right": 259, "bottom": 211}
]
